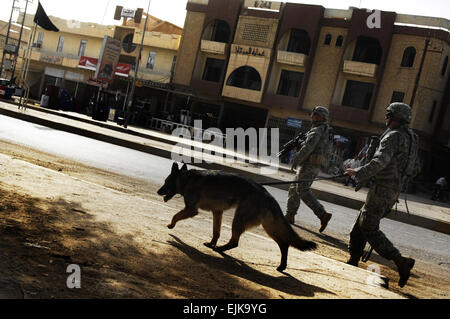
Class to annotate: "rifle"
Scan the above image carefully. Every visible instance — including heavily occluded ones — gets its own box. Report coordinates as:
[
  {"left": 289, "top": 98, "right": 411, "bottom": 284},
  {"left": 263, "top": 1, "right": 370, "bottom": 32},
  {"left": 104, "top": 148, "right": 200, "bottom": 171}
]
[
  {"left": 276, "top": 132, "right": 306, "bottom": 159},
  {"left": 354, "top": 135, "right": 379, "bottom": 192}
]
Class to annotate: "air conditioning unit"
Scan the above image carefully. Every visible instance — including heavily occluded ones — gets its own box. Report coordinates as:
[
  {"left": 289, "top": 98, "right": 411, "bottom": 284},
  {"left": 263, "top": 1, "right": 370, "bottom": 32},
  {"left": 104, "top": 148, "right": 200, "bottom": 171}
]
[{"left": 32, "top": 42, "right": 42, "bottom": 48}]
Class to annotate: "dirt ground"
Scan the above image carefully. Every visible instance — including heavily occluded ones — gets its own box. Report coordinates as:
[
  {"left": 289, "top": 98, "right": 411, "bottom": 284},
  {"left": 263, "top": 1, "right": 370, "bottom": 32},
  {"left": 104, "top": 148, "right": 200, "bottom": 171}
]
[{"left": 0, "top": 139, "right": 448, "bottom": 299}]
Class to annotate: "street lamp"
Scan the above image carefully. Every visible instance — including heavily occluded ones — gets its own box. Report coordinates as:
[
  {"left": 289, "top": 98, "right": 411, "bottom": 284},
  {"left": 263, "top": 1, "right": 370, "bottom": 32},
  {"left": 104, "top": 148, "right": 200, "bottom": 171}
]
[{"left": 123, "top": 0, "right": 151, "bottom": 129}]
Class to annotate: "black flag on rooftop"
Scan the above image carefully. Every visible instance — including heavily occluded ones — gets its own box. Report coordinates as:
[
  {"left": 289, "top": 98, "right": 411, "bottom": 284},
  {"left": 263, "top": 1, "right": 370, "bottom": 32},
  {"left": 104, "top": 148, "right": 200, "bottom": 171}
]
[{"left": 33, "top": 2, "right": 59, "bottom": 32}]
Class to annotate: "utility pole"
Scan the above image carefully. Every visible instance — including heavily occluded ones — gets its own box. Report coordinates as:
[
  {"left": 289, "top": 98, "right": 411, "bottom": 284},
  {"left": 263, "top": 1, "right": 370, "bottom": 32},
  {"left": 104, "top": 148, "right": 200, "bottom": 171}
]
[
  {"left": 0, "top": 0, "right": 32, "bottom": 81},
  {"left": 123, "top": 0, "right": 151, "bottom": 128},
  {"left": 11, "top": 0, "right": 30, "bottom": 81},
  {"left": 0, "top": 0, "right": 17, "bottom": 78},
  {"left": 410, "top": 37, "right": 430, "bottom": 108}
]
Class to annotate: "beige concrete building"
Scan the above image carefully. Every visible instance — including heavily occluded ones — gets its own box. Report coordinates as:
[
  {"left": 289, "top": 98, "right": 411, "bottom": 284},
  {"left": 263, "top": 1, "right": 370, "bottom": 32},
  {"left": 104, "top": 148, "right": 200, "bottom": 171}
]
[
  {"left": 170, "top": 0, "right": 449, "bottom": 182},
  {"left": 0, "top": 9, "right": 182, "bottom": 121}
]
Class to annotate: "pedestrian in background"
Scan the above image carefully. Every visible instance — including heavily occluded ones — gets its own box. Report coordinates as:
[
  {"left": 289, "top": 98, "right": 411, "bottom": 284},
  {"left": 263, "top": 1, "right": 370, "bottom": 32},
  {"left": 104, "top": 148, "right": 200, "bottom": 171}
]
[
  {"left": 432, "top": 177, "right": 448, "bottom": 202},
  {"left": 344, "top": 156, "right": 360, "bottom": 187}
]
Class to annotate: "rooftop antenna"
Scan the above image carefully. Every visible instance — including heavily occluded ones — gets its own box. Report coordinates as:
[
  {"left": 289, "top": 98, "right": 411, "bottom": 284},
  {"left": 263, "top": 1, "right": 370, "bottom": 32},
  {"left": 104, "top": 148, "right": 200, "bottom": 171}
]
[
  {"left": 102, "top": 0, "right": 112, "bottom": 25},
  {"left": 123, "top": 0, "right": 151, "bottom": 129}
]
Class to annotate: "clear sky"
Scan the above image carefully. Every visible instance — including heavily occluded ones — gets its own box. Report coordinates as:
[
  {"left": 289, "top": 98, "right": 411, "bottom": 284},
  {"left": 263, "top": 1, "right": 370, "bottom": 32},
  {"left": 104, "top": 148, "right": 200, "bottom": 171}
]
[{"left": 1, "top": 0, "right": 449, "bottom": 28}]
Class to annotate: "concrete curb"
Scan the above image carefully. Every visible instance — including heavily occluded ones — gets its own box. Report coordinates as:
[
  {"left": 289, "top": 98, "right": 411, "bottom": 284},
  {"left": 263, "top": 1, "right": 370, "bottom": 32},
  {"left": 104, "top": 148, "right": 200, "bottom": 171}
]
[{"left": 1, "top": 101, "right": 449, "bottom": 235}]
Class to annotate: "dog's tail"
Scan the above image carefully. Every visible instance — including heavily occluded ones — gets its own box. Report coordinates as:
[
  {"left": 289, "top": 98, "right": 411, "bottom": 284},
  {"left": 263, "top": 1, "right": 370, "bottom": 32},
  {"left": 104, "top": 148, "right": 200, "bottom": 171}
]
[
  {"left": 287, "top": 225, "right": 317, "bottom": 251},
  {"left": 264, "top": 198, "right": 317, "bottom": 251}
]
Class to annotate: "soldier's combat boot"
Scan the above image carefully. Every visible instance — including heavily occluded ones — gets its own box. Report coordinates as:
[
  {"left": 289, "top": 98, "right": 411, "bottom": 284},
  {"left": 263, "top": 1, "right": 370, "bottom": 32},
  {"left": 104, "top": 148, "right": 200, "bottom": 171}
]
[
  {"left": 395, "top": 256, "right": 415, "bottom": 288},
  {"left": 319, "top": 212, "right": 332, "bottom": 233},
  {"left": 285, "top": 213, "right": 295, "bottom": 224}
]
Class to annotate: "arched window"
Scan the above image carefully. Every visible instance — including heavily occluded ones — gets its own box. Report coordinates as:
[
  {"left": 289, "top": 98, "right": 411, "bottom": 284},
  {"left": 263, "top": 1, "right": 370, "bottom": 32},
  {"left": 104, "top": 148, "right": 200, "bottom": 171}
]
[
  {"left": 336, "top": 35, "right": 344, "bottom": 47},
  {"left": 324, "top": 34, "right": 332, "bottom": 45},
  {"left": 441, "top": 56, "right": 448, "bottom": 76},
  {"left": 210, "top": 20, "right": 231, "bottom": 43},
  {"left": 287, "top": 29, "right": 311, "bottom": 55},
  {"left": 203, "top": 19, "right": 231, "bottom": 43},
  {"left": 226, "top": 66, "right": 262, "bottom": 91},
  {"left": 401, "top": 47, "right": 416, "bottom": 67},
  {"left": 352, "top": 36, "right": 382, "bottom": 65}
]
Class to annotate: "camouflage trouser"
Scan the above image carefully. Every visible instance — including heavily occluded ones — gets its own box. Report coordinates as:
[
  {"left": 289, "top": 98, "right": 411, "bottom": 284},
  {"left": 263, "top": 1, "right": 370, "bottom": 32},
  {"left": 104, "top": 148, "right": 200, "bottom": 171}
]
[
  {"left": 286, "top": 163, "right": 326, "bottom": 219},
  {"left": 348, "top": 183, "right": 401, "bottom": 261}
]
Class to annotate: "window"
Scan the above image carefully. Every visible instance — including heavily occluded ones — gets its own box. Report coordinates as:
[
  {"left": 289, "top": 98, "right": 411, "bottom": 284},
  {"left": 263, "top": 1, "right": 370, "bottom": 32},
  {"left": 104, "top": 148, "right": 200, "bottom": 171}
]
[
  {"left": 401, "top": 47, "right": 416, "bottom": 67},
  {"left": 324, "top": 34, "right": 332, "bottom": 46},
  {"left": 287, "top": 29, "right": 310, "bottom": 55},
  {"left": 202, "top": 58, "right": 225, "bottom": 82},
  {"left": 336, "top": 35, "right": 344, "bottom": 47},
  {"left": 37, "top": 32, "right": 44, "bottom": 45},
  {"left": 146, "top": 51, "right": 156, "bottom": 69},
  {"left": 342, "top": 80, "right": 375, "bottom": 110},
  {"left": 391, "top": 91, "right": 405, "bottom": 103},
  {"left": 428, "top": 100, "right": 437, "bottom": 123},
  {"left": 441, "top": 56, "right": 448, "bottom": 76},
  {"left": 78, "top": 40, "right": 87, "bottom": 57},
  {"left": 56, "top": 36, "right": 64, "bottom": 53},
  {"left": 210, "top": 20, "right": 230, "bottom": 43},
  {"left": 226, "top": 66, "right": 261, "bottom": 91},
  {"left": 277, "top": 70, "right": 304, "bottom": 97},
  {"left": 352, "top": 36, "right": 382, "bottom": 64}
]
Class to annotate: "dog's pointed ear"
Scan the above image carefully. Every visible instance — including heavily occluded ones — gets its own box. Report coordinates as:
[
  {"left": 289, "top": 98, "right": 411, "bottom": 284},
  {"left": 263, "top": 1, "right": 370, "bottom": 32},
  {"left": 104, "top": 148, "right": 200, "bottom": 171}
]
[
  {"left": 171, "top": 162, "right": 179, "bottom": 173},
  {"left": 181, "top": 163, "right": 188, "bottom": 171}
]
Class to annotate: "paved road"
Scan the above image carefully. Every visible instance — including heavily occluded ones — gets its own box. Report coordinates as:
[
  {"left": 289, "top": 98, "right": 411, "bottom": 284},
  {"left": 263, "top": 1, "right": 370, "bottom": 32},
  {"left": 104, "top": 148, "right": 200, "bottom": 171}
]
[{"left": 1, "top": 114, "right": 449, "bottom": 268}]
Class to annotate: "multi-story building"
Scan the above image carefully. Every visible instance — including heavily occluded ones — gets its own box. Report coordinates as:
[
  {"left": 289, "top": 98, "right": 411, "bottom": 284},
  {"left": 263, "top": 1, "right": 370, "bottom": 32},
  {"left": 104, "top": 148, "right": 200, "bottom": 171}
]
[
  {"left": 171, "top": 0, "right": 449, "bottom": 181},
  {"left": 0, "top": 1, "right": 448, "bottom": 182},
  {"left": 0, "top": 9, "right": 182, "bottom": 121}
]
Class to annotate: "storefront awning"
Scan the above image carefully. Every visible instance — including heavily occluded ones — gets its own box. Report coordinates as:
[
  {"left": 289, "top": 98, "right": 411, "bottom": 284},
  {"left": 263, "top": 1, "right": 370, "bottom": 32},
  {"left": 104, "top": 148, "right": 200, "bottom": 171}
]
[{"left": 78, "top": 56, "right": 131, "bottom": 77}]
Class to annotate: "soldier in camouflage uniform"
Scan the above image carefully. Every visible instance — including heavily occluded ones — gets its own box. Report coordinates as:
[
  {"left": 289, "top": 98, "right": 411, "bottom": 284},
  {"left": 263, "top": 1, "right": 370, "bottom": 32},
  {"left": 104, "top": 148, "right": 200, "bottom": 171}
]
[
  {"left": 345, "top": 103, "right": 419, "bottom": 288},
  {"left": 285, "top": 106, "right": 333, "bottom": 233}
]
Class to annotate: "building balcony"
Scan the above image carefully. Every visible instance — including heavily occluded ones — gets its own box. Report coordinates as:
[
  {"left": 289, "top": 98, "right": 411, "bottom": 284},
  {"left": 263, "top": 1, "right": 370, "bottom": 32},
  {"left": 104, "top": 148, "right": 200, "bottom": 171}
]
[
  {"left": 222, "top": 85, "right": 263, "bottom": 103},
  {"left": 200, "top": 40, "right": 227, "bottom": 56},
  {"left": 343, "top": 60, "right": 378, "bottom": 77},
  {"left": 277, "top": 50, "right": 307, "bottom": 67},
  {"left": 30, "top": 48, "right": 81, "bottom": 68},
  {"left": 132, "top": 67, "right": 172, "bottom": 83}
]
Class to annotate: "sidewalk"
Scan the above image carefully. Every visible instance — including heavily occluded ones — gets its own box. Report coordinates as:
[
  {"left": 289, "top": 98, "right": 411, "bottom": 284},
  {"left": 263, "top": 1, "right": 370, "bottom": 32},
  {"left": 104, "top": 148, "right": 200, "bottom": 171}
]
[
  {"left": 0, "top": 150, "right": 402, "bottom": 298},
  {"left": 0, "top": 99, "right": 449, "bottom": 235}
]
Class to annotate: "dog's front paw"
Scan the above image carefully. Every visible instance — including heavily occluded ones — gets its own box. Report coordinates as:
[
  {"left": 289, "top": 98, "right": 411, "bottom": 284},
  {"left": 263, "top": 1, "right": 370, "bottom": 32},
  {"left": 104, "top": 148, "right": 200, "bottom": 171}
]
[
  {"left": 167, "top": 223, "right": 175, "bottom": 229},
  {"left": 203, "top": 242, "right": 216, "bottom": 249},
  {"left": 276, "top": 264, "right": 287, "bottom": 273}
]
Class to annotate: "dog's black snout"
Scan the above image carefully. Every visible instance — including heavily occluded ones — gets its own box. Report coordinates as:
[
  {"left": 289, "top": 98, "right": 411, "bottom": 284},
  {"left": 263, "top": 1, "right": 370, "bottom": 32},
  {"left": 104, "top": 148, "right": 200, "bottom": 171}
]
[{"left": 157, "top": 186, "right": 166, "bottom": 195}]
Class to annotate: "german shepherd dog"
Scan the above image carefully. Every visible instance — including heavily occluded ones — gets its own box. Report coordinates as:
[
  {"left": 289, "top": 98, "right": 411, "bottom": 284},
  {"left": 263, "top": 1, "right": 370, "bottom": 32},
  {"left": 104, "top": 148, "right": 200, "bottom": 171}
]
[{"left": 157, "top": 162, "right": 317, "bottom": 272}]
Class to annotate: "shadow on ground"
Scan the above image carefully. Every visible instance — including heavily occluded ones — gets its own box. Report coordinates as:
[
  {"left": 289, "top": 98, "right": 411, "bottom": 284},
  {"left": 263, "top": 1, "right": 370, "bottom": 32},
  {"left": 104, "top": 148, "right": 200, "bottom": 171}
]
[
  {"left": 167, "top": 235, "right": 333, "bottom": 298},
  {"left": 0, "top": 187, "right": 333, "bottom": 298}
]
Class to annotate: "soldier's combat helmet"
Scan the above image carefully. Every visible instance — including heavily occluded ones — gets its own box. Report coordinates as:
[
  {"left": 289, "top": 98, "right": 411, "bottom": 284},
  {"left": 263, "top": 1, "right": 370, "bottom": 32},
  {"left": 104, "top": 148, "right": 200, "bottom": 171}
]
[
  {"left": 312, "top": 106, "right": 329, "bottom": 121},
  {"left": 386, "top": 103, "right": 412, "bottom": 123}
]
